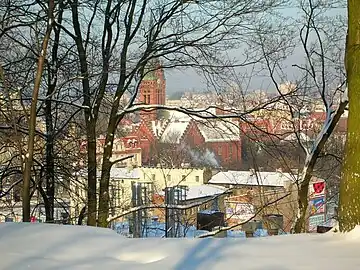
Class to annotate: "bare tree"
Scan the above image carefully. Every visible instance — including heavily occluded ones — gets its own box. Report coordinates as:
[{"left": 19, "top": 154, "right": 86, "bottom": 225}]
[
  {"left": 241, "top": 0, "right": 347, "bottom": 232},
  {"left": 338, "top": 0, "right": 360, "bottom": 232},
  {"left": 57, "top": 0, "right": 286, "bottom": 227},
  {"left": 22, "top": 0, "right": 55, "bottom": 222}
]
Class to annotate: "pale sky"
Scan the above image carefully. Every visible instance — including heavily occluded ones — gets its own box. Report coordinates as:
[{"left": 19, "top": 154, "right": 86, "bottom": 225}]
[{"left": 164, "top": 5, "right": 346, "bottom": 94}]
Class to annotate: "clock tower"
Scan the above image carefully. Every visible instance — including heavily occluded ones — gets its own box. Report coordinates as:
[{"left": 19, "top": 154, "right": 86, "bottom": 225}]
[{"left": 139, "top": 59, "right": 166, "bottom": 122}]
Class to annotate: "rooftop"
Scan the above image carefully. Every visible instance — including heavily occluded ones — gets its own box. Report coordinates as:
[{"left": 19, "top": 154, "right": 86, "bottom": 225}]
[
  {"left": 209, "top": 170, "right": 294, "bottom": 187},
  {"left": 96, "top": 168, "right": 141, "bottom": 179},
  {"left": 185, "top": 184, "right": 229, "bottom": 200},
  {"left": 197, "top": 121, "right": 240, "bottom": 142},
  {"left": 160, "top": 121, "right": 189, "bottom": 143}
]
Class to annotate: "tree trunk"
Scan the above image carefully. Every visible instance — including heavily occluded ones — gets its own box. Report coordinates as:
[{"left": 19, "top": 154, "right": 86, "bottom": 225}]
[
  {"left": 43, "top": 0, "right": 64, "bottom": 224},
  {"left": 77, "top": 206, "right": 86, "bottom": 225},
  {"left": 70, "top": 0, "right": 97, "bottom": 226},
  {"left": 44, "top": 94, "right": 55, "bottom": 222},
  {"left": 38, "top": 183, "right": 51, "bottom": 222},
  {"left": 339, "top": 0, "right": 360, "bottom": 232},
  {"left": 97, "top": 126, "right": 116, "bottom": 227},
  {"left": 294, "top": 177, "right": 311, "bottom": 233},
  {"left": 86, "top": 121, "right": 98, "bottom": 226},
  {"left": 22, "top": 0, "right": 54, "bottom": 222}
]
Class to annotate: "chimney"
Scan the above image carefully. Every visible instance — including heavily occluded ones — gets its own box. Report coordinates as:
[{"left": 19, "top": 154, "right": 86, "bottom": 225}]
[{"left": 203, "top": 167, "right": 213, "bottom": 184}]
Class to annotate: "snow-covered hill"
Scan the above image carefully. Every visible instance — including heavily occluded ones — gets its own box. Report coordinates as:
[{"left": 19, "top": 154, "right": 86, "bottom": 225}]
[{"left": 0, "top": 222, "right": 359, "bottom": 269}]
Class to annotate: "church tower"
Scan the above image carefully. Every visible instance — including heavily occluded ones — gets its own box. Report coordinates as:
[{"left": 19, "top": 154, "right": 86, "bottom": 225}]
[{"left": 139, "top": 58, "right": 166, "bottom": 122}]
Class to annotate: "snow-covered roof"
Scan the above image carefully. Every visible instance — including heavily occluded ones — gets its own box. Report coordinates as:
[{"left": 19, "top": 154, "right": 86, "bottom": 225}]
[
  {"left": 197, "top": 121, "right": 240, "bottom": 142},
  {"left": 167, "top": 111, "right": 193, "bottom": 121},
  {"left": 2, "top": 222, "right": 360, "bottom": 268},
  {"left": 209, "top": 170, "right": 293, "bottom": 187},
  {"left": 160, "top": 121, "right": 189, "bottom": 143},
  {"left": 96, "top": 168, "right": 140, "bottom": 179},
  {"left": 151, "top": 120, "right": 168, "bottom": 138},
  {"left": 185, "top": 184, "right": 229, "bottom": 200},
  {"left": 282, "top": 132, "right": 312, "bottom": 142}
]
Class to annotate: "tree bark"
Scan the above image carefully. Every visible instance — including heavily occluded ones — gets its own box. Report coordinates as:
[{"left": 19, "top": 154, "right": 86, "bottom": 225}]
[
  {"left": 22, "top": 0, "right": 54, "bottom": 222},
  {"left": 43, "top": 0, "right": 64, "bottom": 223},
  {"left": 339, "top": 0, "right": 360, "bottom": 232},
  {"left": 86, "top": 122, "right": 97, "bottom": 226},
  {"left": 70, "top": 0, "right": 97, "bottom": 226},
  {"left": 44, "top": 94, "right": 55, "bottom": 223},
  {"left": 77, "top": 206, "right": 86, "bottom": 225},
  {"left": 97, "top": 124, "right": 116, "bottom": 227}
]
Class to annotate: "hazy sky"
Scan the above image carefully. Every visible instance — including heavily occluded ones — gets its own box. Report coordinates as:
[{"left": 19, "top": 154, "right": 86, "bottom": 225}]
[{"left": 164, "top": 5, "right": 346, "bottom": 94}]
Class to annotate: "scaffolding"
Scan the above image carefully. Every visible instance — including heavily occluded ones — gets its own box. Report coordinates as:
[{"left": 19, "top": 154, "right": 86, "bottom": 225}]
[
  {"left": 130, "top": 181, "right": 153, "bottom": 238},
  {"left": 164, "top": 185, "right": 188, "bottom": 238}
]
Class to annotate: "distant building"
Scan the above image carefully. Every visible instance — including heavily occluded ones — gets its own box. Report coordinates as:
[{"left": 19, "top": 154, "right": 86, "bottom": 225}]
[
  {"left": 138, "top": 59, "right": 166, "bottom": 122},
  {"left": 69, "top": 166, "right": 212, "bottom": 224},
  {"left": 207, "top": 170, "right": 298, "bottom": 231},
  {"left": 152, "top": 184, "right": 230, "bottom": 227}
]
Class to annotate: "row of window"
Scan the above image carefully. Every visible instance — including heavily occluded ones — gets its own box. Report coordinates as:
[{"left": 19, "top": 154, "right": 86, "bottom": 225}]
[{"left": 163, "top": 174, "right": 200, "bottom": 183}]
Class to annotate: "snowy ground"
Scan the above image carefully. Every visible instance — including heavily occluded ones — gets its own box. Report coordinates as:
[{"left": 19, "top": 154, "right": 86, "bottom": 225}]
[{"left": 0, "top": 223, "right": 360, "bottom": 269}]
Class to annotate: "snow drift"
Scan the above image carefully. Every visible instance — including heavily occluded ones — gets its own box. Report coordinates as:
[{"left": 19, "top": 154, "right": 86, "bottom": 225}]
[{"left": 0, "top": 222, "right": 360, "bottom": 269}]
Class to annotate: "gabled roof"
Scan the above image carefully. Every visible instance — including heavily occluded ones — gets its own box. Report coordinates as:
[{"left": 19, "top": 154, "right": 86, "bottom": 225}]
[
  {"left": 160, "top": 121, "right": 190, "bottom": 143},
  {"left": 209, "top": 170, "right": 294, "bottom": 187},
  {"left": 128, "top": 120, "right": 156, "bottom": 141},
  {"left": 151, "top": 120, "right": 169, "bottom": 138},
  {"left": 197, "top": 121, "right": 240, "bottom": 142}
]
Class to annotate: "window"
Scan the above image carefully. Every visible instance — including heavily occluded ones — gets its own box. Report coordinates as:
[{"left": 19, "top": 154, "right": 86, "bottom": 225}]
[
  {"left": 280, "top": 121, "right": 292, "bottom": 130},
  {"left": 167, "top": 174, "right": 171, "bottom": 182},
  {"left": 151, "top": 174, "right": 155, "bottom": 181},
  {"left": 229, "top": 145, "right": 233, "bottom": 157},
  {"left": 195, "top": 176, "right": 199, "bottom": 182},
  {"left": 218, "top": 146, "right": 222, "bottom": 156}
]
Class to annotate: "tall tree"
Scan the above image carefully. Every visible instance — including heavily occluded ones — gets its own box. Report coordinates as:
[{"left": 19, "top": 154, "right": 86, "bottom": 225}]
[
  {"left": 22, "top": 0, "right": 55, "bottom": 222},
  {"left": 338, "top": 0, "right": 360, "bottom": 232},
  {"left": 62, "top": 0, "right": 285, "bottom": 227},
  {"left": 250, "top": 0, "right": 348, "bottom": 232}
]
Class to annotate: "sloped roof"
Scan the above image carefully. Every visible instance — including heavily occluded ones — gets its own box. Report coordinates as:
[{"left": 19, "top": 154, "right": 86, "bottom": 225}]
[
  {"left": 197, "top": 121, "right": 240, "bottom": 142},
  {"left": 209, "top": 170, "right": 294, "bottom": 187},
  {"left": 96, "top": 168, "right": 140, "bottom": 179},
  {"left": 185, "top": 184, "right": 229, "bottom": 200},
  {"left": 151, "top": 120, "right": 169, "bottom": 138},
  {"left": 160, "top": 121, "right": 190, "bottom": 143},
  {"left": 282, "top": 132, "right": 312, "bottom": 142}
]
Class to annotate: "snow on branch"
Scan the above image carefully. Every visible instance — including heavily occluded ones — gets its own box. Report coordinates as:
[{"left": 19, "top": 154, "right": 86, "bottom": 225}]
[
  {"left": 304, "top": 98, "right": 348, "bottom": 168},
  {"left": 110, "top": 155, "right": 134, "bottom": 166}
]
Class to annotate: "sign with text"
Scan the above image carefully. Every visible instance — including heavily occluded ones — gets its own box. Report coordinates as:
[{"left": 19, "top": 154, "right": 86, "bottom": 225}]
[
  {"left": 308, "top": 214, "right": 325, "bottom": 232},
  {"left": 309, "top": 197, "right": 326, "bottom": 215}
]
